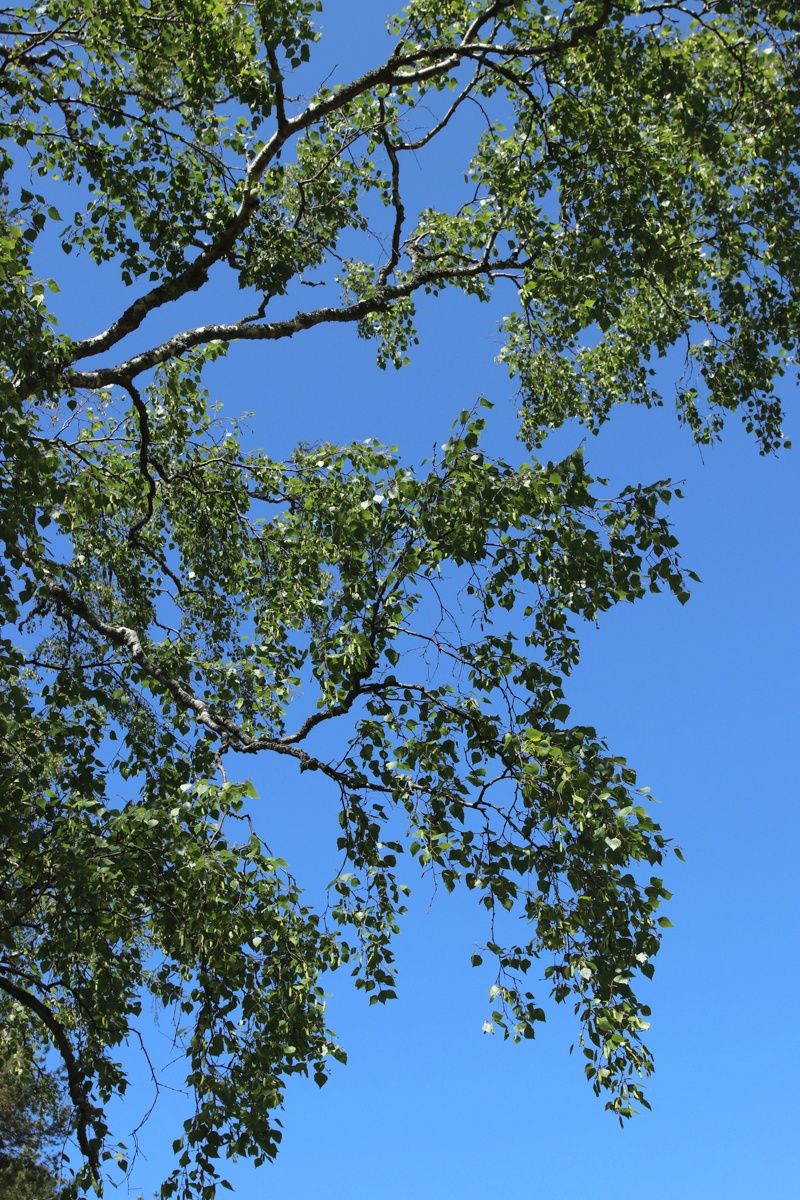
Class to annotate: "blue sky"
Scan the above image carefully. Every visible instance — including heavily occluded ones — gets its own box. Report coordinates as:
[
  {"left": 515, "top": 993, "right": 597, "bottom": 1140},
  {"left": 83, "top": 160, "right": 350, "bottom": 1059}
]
[{"left": 25, "top": 4, "right": 800, "bottom": 1197}]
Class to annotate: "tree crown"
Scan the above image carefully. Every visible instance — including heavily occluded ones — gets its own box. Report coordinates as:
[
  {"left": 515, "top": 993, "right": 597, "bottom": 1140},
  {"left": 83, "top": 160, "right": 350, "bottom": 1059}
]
[{"left": 0, "top": 1, "right": 797, "bottom": 1196}]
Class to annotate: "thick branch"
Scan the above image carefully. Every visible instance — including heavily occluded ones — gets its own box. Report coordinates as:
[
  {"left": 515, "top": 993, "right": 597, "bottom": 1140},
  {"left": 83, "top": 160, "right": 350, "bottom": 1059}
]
[
  {"left": 67, "top": 258, "right": 525, "bottom": 389},
  {"left": 25, "top": 0, "right": 613, "bottom": 387},
  {"left": 57, "top": 6, "right": 509, "bottom": 371}
]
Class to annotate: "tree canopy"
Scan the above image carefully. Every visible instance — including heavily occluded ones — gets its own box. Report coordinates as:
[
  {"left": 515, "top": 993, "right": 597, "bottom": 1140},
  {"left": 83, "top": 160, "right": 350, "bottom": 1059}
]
[{"left": 0, "top": 1, "right": 797, "bottom": 1196}]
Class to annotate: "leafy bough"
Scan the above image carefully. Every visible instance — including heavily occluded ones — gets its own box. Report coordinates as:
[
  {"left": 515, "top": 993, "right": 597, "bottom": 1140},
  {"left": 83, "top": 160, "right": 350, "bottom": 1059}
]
[{"left": 3, "top": 387, "right": 691, "bottom": 1193}]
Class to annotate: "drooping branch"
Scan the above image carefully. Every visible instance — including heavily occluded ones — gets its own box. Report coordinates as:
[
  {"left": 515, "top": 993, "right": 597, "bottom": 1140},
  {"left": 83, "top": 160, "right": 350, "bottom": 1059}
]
[
  {"left": 0, "top": 971, "right": 102, "bottom": 1185},
  {"left": 395, "top": 64, "right": 485, "bottom": 152},
  {"left": 377, "top": 97, "right": 406, "bottom": 288},
  {"left": 124, "top": 379, "right": 157, "bottom": 540},
  {"left": 13, "top": 544, "right": 395, "bottom": 791}
]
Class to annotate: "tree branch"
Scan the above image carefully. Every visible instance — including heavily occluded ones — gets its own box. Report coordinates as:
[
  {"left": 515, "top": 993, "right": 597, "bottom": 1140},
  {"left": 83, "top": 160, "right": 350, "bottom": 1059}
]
[
  {"left": 377, "top": 97, "right": 406, "bottom": 288},
  {"left": 13, "top": 545, "right": 388, "bottom": 792},
  {"left": 0, "top": 971, "right": 102, "bottom": 1185},
  {"left": 123, "top": 379, "right": 157, "bottom": 540},
  {"left": 65, "top": 257, "right": 526, "bottom": 389},
  {"left": 19, "top": 0, "right": 612, "bottom": 390}
]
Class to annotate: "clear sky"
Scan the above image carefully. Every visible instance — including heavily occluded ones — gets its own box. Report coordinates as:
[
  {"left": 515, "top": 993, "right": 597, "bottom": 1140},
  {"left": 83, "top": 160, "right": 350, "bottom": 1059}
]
[{"left": 31, "top": 4, "right": 800, "bottom": 1197}]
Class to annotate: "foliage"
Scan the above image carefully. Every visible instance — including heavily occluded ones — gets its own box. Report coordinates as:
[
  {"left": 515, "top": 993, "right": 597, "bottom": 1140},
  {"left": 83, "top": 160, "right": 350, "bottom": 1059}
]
[
  {"left": 0, "top": 0, "right": 797, "bottom": 1196},
  {"left": 0, "top": 1016, "right": 72, "bottom": 1200}
]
